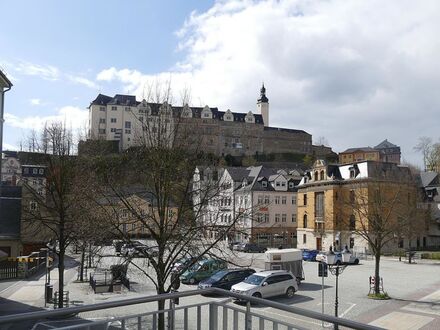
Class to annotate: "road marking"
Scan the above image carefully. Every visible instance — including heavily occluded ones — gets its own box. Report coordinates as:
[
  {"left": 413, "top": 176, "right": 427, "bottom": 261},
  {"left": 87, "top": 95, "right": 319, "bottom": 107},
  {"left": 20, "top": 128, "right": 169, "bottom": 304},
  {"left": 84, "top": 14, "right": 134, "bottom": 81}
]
[
  {"left": 258, "top": 309, "right": 323, "bottom": 327},
  {"left": 339, "top": 303, "right": 356, "bottom": 318},
  {"left": 0, "top": 280, "right": 23, "bottom": 295},
  {"left": 369, "top": 311, "right": 434, "bottom": 330}
]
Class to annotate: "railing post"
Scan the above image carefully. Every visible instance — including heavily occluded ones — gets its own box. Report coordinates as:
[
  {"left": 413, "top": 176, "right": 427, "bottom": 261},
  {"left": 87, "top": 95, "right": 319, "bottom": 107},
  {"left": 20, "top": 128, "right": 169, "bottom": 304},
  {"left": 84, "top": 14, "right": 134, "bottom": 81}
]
[
  {"left": 209, "top": 303, "right": 218, "bottom": 330},
  {"left": 168, "top": 298, "right": 175, "bottom": 330},
  {"left": 245, "top": 301, "right": 252, "bottom": 330}
]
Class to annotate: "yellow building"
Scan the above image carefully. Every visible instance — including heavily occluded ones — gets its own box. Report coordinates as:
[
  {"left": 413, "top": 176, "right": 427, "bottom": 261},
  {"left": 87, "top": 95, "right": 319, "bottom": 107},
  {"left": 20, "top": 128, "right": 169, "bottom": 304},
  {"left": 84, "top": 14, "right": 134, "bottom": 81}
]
[
  {"left": 296, "top": 160, "right": 418, "bottom": 253},
  {"left": 339, "top": 147, "right": 380, "bottom": 164}
]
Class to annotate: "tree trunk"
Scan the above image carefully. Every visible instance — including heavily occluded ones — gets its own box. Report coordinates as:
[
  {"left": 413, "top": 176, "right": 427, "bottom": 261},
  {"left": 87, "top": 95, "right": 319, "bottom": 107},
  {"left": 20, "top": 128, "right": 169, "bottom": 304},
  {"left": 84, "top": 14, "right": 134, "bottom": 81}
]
[
  {"left": 80, "top": 244, "right": 85, "bottom": 282},
  {"left": 58, "top": 248, "right": 65, "bottom": 308},
  {"left": 374, "top": 250, "right": 381, "bottom": 295},
  {"left": 88, "top": 242, "right": 92, "bottom": 268},
  {"left": 408, "top": 241, "right": 412, "bottom": 264},
  {"left": 157, "top": 298, "right": 165, "bottom": 330}
]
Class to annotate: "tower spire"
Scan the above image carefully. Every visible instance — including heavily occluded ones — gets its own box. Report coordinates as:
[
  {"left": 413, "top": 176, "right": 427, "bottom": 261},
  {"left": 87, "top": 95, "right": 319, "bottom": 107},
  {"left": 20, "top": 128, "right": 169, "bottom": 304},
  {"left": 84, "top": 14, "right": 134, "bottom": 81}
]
[{"left": 258, "top": 83, "right": 268, "bottom": 103}]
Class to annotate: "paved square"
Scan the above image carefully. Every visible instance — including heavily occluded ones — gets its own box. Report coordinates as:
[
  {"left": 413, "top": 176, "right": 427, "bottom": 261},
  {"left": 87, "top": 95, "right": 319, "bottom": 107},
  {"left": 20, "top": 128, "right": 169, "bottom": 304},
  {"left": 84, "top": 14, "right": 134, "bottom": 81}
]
[{"left": 369, "top": 311, "right": 434, "bottom": 329}]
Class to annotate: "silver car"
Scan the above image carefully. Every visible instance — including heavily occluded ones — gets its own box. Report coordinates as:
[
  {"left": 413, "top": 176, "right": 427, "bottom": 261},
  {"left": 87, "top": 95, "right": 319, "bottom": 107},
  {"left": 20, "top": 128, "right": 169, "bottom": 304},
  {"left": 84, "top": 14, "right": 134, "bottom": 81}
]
[{"left": 230, "top": 270, "right": 298, "bottom": 300}]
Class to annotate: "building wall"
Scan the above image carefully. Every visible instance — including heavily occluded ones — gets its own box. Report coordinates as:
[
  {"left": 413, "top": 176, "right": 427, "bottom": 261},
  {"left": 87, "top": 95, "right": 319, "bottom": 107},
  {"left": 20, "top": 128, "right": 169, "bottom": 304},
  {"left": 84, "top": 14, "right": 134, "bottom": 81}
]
[{"left": 339, "top": 151, "right": 380, "bottom": 164}]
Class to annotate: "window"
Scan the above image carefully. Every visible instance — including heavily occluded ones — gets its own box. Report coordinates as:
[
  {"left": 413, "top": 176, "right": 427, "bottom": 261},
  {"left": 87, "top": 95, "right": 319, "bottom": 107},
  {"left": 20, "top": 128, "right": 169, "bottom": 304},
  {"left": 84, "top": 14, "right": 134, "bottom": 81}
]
[
  {"left": 275, "top": 196, "right": 280, "bottom": 204},
  {"left": 110, "top": 128, "right": 116, "bottom": 132},
  {"left": 303, "top": 234, "right": 307, "bottom": 244},
  {"left": 111, "top": 118, "right": 117, "bottom": 123},
  {"left": 350, "top": 237, "right": 355, "bottom": 249},
  {"left": 275, "top": 214, "right": 280, "bottom": 222},
  {"left": 125, "top": 107, "right": 130, "bottom": 111},
  {"left": 291, "top": 214, "right": 297, "bottom": 223},
  {"left": 99, "top": 118, "right": 106, "bottom": 124},
  {"left": 111, "top": 106, "right": 117, "bottom": 111},
  {"left": 276, "top": 182, "right": 280, "bottom": 187},
  {"left": 320, "top": 171, "right": 325, "bottom": 180},
  {"left": 23, "top": 168, "right": 29, "bottom": 174},
  {"left": 350, "top": 190, "right": 355, "bottom": 203},
  {"left": 29, "top": 201, "right": 38, "bottom": 211},
  {"left": 349, "top": 215, "right": 356, "bottom": 231},
  {"left": 132, "top": 223, "right": 136, "bottom": 231},
  {"left": 204, "top": 113, "right": 210, "bottom": 118},
  {"left": 315, "top": 192, "right": 324, "bottom": 217},
  {"left": 262, "top": 181, "right": 267, "bottom": 188},
  {"left": 314, "top": 171, "right": 318, "bottom": 181},
  {"left": 125, "top": 129, "right": 131, "bottom": 134},
  {"left": 264, "top": 214, "right": 269, "bottom": 223},
  {"left": 291, "top": 196, "right": 296, "bottom": 205},
  {"left": 33, "top": 168, "right": 38, "bottom": 174},
  {"left": 264, "top": 195, "right": 270, "bottom": 204},
  {"left": 282, "top": 214, "right": 286, "bottom": 222},
  {"left": 303, "top": 194, "right": 307, "bottom": 206},
  {"left": 100, "top": 106, "right": 106, "bottom": 111},
  {"left": 39, "top": 169, "right": 44, "bottom": 175},
  {"left": 289, "top": 182, "right": 294, "bottom": 188},
  {"left": 281, "top": 182, "right": 286, "bottom": 187},
  {"left": 281, "top": 196, "right": 287, "bottom": 204},
  {"left": 258, "top": 195, "right": 263, "bottom": 204},
  {"left": 125, "top": 121, "right": 131, "bottom": 128},
  {"left": 303, "top": 214, "right": 308, "bottom": 228},
  {"left": 99, "top": 129, "right": 106, "bottom": 134}
]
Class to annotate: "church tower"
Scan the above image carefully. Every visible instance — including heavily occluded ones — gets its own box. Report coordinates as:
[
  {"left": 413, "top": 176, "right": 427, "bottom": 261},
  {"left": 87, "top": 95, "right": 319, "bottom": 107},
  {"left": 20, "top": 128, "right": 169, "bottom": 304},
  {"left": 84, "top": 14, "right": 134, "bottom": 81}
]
[{"left": 257, "top": 83, "right": 269, "bottom": 127}]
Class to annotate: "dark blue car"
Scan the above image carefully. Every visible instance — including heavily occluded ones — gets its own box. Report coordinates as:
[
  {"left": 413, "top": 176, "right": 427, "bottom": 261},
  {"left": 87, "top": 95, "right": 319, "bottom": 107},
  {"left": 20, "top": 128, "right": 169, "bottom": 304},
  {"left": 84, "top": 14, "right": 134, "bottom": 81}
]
[{"left": 302, "top": 249, "right": 319, "bottom": 261}]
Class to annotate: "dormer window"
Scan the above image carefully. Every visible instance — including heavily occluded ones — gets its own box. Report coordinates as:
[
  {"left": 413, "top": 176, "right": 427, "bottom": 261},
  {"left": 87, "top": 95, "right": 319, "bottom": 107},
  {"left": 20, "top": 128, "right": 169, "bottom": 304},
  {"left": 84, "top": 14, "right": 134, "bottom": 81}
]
[
  {"left": 320, "top": 170, "right": 325, "bottom": 180},
  {"left": 262, "top": 181, "right": 267, "bottom": 188},
  {"left": 288, "top": 182, "right": 294, "bottom": 188}
]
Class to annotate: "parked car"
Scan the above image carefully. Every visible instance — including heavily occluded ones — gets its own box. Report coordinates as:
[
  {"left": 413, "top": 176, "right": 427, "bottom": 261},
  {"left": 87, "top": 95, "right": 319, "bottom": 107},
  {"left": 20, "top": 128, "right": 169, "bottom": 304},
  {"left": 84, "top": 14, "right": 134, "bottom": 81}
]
[
  {"left": 121, "top": 241, "right": 155, "bottom": 257},
  {"left": 228, "top": 241, "right": 242, "bottom": 251},
  {"left": 235, "top": 243, "right": 247, "bottom": 251},
  {"left": 315, "top": 251, "right": 359, "bottom": 265},
  {"left": 198, "top": 268, "right": 256, "bottom": 292},
  {"left": 230, "top": 270, "right": 298, "bottom": 300},
  {"left": 114, "top": 241, "right": 125, "bottom": 255},
  {"left": 172, "top": 256, "right": 200, "bottom": 273},
  {"left": 242, "top": 243, "right": 267, "bottom": 253},
  {"left": 180, "top": 258, "right": 228, "bottom": 284},
  {"left": 301, "top": 249, "right": 319, "bottom": 261}
]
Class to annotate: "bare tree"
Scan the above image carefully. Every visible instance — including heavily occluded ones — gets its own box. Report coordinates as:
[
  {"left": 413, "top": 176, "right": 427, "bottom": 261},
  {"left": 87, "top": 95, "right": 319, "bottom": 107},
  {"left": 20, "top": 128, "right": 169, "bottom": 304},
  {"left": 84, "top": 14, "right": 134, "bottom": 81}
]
[
  {"left": 338, "top": 176, "right": 421, "bottom": 295},
  {"left": 21, "top": 122, "right": 80, "bottom": 308},
  {"left": 86, "top": 90, "right": 255, "bottom": 330},
  {"left": 414, "top": 136, "right": 432, "bottom": 171},
  {"left": 314, "top": 136, "right": 329, "bottom": 146}
]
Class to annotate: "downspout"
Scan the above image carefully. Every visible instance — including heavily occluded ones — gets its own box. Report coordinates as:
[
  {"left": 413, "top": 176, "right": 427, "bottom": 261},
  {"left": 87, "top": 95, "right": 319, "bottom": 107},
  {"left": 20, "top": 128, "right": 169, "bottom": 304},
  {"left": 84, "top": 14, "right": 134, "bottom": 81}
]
[{"left": 0, "top": 84, "right": 12, "bottom": 186}]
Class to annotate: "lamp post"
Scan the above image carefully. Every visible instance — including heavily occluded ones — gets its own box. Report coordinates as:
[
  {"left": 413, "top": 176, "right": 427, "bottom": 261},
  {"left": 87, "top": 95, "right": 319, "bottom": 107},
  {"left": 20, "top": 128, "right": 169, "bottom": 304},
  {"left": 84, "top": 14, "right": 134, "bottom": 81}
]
[{"left": 325, "top": 247, "right": 349, "bottom": 330}]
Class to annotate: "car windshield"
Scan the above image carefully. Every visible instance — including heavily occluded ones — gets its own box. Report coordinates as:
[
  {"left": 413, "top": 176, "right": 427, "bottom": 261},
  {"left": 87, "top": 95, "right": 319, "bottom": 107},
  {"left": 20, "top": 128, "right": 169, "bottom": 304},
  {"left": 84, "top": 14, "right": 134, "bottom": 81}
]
[
  {"left": 210, "top": 270, "right": 228, "bottom": 281},
  {"left": 243, "top": 274, "right": 265, "bottom": 285},
  {"left": 190, "top": 261, "right": 205, "bottom": 271}
]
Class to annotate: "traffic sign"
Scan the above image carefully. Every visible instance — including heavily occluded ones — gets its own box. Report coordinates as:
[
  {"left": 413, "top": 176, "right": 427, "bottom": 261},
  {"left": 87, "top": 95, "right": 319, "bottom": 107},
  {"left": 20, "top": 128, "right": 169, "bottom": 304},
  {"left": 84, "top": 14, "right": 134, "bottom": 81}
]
[{"left": 318, "top": 262, "right": 328, "bottom": 277}]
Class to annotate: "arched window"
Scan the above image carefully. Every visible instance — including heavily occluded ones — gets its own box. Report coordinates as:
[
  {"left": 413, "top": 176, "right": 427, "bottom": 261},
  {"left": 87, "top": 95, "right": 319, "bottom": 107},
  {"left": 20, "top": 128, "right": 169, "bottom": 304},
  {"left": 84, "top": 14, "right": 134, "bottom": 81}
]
[
  {"left": 314, "top": 171, "right": 318, "bottom": 181},
  {"left": 303, "top": 214, "right": 308, "bottom": 228},
  {"left": 320, "top": 170, "right": 325, "bottom": 180}
]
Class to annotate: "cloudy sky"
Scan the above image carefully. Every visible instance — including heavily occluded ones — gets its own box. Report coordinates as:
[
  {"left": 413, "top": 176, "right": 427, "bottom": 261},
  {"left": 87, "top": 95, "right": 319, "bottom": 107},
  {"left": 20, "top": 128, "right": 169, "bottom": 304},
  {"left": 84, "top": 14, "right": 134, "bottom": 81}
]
[{"left": 1, "top": 0, "right": 439, "bottom": 166}]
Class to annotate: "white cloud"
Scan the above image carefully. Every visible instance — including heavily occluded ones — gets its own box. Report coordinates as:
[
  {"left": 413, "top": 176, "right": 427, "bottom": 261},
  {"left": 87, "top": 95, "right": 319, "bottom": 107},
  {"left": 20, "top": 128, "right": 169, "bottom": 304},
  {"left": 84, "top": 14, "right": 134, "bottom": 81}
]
[
  {"left": 4, "top": 106, "right": 88, "bottom": 132},
  {"left": 67, "top": 75, "right": 100, "bottom": 89},
  {"left": 30, "top": 98, "right": 41, "bottom": 106},
  {"left": 2, "top": 143, "right": 18, "bottom": 151},
  {"left": 95, "top": 0, "right": 440, "bottom": 165},
  {"left": 13, "top": 61, "right": 60, "bottom": 81}
]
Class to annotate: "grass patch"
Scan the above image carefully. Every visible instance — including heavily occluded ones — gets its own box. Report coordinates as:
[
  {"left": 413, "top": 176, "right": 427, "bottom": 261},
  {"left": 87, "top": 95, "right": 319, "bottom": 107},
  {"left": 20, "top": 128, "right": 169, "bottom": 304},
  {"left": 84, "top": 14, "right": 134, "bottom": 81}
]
[
  {"left": 421, "top": 252, "right": 440, "bottom": 260},
  {"left": 368, "top": 292, "right": 390, "bottom": 300}
]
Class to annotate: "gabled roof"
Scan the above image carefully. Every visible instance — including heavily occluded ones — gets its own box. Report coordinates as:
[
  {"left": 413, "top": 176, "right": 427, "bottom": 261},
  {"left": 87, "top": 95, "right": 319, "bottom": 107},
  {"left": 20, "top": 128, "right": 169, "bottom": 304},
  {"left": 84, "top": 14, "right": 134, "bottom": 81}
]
[
  {"left": 375, "top": 139, "right": 398, "bottom": 149},
  {"left": 340, "top": 147, "right": 377, "bottom": 154},
  {"left": 420, "top": 171, "right": 439, "bottom": 188},
  {"left": 0, "top": 69, "right": 13, "bottom": 88}
]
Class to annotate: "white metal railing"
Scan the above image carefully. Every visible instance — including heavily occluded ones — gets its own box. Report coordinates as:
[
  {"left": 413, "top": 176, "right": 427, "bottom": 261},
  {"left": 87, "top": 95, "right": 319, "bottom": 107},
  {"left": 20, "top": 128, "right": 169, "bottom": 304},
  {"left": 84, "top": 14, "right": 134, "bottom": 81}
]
[{"left": 0, "top": 288, "right": 384, "bottom": 330}]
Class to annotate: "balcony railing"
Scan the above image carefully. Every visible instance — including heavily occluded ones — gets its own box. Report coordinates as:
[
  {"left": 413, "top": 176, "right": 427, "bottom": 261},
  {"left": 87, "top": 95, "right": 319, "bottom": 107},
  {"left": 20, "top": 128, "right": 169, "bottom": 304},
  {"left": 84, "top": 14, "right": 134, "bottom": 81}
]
[{"left": 0, "top": 288, "right": 383, "bottom": 330}]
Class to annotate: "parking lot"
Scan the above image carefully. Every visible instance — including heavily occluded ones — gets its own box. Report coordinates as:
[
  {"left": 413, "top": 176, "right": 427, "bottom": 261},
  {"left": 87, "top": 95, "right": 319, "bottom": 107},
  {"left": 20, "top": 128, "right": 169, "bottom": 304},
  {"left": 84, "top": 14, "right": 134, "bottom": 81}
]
[{"left": 72, "top": 245, "right": 440, "bottom": 329}]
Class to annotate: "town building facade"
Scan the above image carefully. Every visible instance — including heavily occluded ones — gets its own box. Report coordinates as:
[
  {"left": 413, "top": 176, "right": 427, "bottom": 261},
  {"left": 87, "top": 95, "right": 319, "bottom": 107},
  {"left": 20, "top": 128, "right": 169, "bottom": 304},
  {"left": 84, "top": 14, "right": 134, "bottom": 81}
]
[
  {"left": 339, "top": 140, "right": 401, "bottom": 165},
  {"left": 296, "top": 160, "right": 418, "bottom": 254},
  {"left": 88, "top": 86, "right": 313, "bottom": 156}
]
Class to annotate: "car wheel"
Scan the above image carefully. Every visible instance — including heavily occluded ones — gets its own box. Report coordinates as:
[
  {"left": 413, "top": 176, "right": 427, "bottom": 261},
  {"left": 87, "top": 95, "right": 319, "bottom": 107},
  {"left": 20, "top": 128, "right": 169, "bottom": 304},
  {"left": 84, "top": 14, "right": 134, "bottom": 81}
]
[
  {"left": 335, "top": 260, "right": 341, "bottom": 265},
  {"left": 252, "top": 292, "right": 262, "bottom": 299},
  {"left": 286, "top": 286, "right": 296, "bottom": 298},
  {"left": 189, "top": 278, "right": 196, "bottom": 285},
  {"left": 353, "top": 259, "right": 359, "bottom": 265}
]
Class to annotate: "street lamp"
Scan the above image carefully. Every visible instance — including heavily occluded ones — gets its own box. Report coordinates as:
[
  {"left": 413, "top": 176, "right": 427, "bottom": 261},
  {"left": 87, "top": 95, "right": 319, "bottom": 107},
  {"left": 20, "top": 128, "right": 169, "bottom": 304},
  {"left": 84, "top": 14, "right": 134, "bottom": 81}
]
[{"left": 325, "top": 247, "right": 349, "bottom": 330}]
